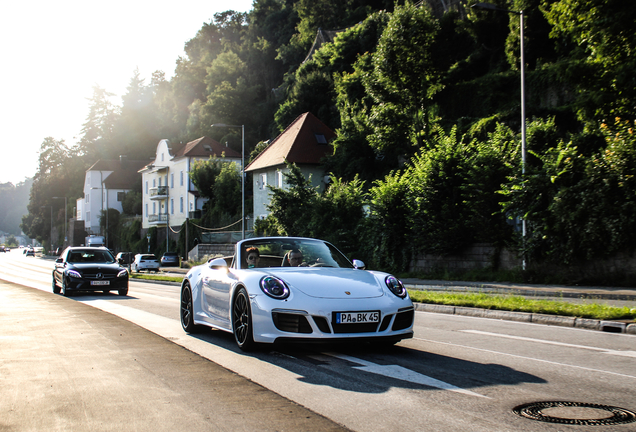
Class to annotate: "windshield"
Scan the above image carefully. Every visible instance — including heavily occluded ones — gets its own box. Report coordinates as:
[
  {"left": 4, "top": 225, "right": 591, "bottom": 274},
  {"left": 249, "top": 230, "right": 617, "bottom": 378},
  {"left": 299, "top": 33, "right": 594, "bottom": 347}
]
[
  {"left": 68, "top": 250, "right": 115, "bottom": 263},
  {"left": 239, "top": 238, "right": 353, "bottom": 269}
]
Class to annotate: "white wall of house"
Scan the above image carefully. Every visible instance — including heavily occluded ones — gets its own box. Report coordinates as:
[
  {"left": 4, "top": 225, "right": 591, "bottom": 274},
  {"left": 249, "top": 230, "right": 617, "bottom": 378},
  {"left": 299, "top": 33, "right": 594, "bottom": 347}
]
[
  {"left": 141, "top": 139, "right": 241, "bottom": 230},
  {"left": 80, "top": 169, "right": 114, "bottom": 235}
]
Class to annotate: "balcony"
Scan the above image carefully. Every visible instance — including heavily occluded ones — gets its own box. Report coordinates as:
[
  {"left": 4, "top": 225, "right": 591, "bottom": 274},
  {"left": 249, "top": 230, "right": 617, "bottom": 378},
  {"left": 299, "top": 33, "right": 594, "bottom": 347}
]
[
  {"left": 149, "top": 186, "right": 168, "bottom": 200},
  {"left": 148, "top": 214, "right": 168, "bottom": 227}
]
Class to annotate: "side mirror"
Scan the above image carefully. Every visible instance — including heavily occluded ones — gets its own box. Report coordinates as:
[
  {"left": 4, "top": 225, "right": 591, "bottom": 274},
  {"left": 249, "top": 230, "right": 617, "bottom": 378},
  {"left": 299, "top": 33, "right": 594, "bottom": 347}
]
[
  {"left": 352, "top": 259, "right": 366, "bottom": 270},
  {"left": 208, "top": 257, "right": 229, "bottom": 270},
  {"left": 55, "top": 257, "right": 63, "bottom": 264}
]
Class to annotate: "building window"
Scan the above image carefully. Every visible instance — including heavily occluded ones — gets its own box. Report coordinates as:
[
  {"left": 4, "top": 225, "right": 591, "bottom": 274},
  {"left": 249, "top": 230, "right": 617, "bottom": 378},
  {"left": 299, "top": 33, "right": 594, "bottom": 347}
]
[
  {"left": 152, "top": 202, "right": 156, "bottom": 215},
  {"left": 180, "top": 197, "right": 184, "bottom": 213},
  {"left": 145, "top": 181, "right": 148, "bottom": 194},
  {"left": 180, "top": 171, "right": 184, "bottom": 186},
  {"left": 153, "top": 178, "right": 156, "bottom": 188},
  {"left": 161, "top": 153, "right": 164, "bottom": 162},
  {"left": 145, "top": 204, "right": 148, "bottom": 217},
  {"left": 170, "top": 199, "right": 174, "bottom": 214},
  {"left": 315, "top": 133, "right": 328, "bottom": 144},
  {"left": 158, "top": 177, "right": 162, "bottom": 187},
  {"left": 260, "top": 173, "right": 267, "bottom": 190},
  {"left": 86, "top": 193, "right": 90, "bottom": 204},
  {"left": 171, "top": 173, "right": 174, "bottom": 188},
  {"left": 277, "top": 171, "right": 284, "bottom": 188},
  {"left": 117, "top": 192, "right": 125, "bottom": 202}
]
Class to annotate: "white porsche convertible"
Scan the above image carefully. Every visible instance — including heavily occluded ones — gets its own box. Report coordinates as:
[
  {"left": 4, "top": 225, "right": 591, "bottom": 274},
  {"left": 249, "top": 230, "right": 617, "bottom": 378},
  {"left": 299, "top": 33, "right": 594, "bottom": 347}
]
[{"left": 180, "top": 237, "right": 414, "bottom": 350}]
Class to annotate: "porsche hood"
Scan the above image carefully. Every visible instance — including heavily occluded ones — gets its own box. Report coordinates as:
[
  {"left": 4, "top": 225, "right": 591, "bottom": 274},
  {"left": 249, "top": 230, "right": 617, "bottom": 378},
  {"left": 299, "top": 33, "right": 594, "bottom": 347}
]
[{"left": 262, "top": 268, "right": 386, "bottom": 299}]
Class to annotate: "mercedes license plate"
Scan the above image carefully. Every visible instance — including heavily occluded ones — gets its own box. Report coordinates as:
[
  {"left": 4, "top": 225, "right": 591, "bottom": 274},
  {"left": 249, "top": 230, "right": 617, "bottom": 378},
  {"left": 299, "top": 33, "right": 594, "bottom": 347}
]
[
  {"left": 90, "top": 280, "right": 110, "bottom": 286},
  {"left": 335, "top": 311, "right": 380, "bottom": 324}
]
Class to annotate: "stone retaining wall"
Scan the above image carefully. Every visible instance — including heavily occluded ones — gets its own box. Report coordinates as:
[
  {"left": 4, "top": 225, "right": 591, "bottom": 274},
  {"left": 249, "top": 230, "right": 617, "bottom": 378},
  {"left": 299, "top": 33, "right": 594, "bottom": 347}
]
[
  {"left": 188, "top": 243, "right": 235, "bottom": 261},
  {"left": 410, "top": 243, "right": 521, "bottom": 272}
]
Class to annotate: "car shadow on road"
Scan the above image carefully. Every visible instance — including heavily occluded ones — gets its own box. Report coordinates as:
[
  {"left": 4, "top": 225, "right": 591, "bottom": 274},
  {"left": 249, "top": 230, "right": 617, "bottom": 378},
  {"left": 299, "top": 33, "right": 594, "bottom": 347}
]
[{"left": 186, "top": 329, "right": 546, "bottom": 395}]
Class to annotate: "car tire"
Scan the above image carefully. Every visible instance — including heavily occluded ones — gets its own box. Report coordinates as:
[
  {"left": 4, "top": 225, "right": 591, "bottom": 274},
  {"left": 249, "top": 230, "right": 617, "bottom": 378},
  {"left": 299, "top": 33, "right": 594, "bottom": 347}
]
[
  {"left": 118, "top": 288, "right": 128, "bottom": 296},
  {"left": 61, "top": 278, "right": 70, "bottom": 297},
  {"left": 180, "top": 282, "right": 201, "bottom": 333},
  {"left": 232, "top": 287, "right": 256, "bottom": 351},
  {"left": 52, "top": 276, "right": 60, "bottom": 294}
]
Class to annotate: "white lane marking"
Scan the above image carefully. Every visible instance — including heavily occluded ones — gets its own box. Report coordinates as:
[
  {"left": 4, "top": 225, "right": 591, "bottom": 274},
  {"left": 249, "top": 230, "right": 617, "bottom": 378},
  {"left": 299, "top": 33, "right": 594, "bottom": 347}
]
[
  {"left": 80, "top": 299, "right": 489, "bottom": 398},
  {"left": 462, "top": 330, "right": 636, "bottom": 358},
  {"left": 325, "top": 353, "right": 489, "bottom": 398},
  {"left": 414, "top": 337, "right": 636, "bottom": 380}
]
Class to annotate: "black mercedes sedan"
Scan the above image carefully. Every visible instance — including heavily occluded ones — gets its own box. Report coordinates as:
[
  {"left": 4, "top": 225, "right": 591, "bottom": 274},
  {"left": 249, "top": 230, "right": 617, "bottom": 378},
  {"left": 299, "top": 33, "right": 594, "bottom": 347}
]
[{"left": 52, "top": 247, "right": 129, "bottom": 296}]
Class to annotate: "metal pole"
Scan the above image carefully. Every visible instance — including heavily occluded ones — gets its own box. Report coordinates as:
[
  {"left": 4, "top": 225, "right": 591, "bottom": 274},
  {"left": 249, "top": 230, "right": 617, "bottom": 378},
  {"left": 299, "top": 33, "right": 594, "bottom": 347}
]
[
  {"left": 105, "top": 187, "right": 109, "bottom": 249},
  {"left": 520, "top": 10, "right": 527, "bottom": 270},
  {"left": 242, "top": 124, "right": 245, "bottom": 240},
  {"left": 472, "top": 2, "right": 527, "bottom": 269}
]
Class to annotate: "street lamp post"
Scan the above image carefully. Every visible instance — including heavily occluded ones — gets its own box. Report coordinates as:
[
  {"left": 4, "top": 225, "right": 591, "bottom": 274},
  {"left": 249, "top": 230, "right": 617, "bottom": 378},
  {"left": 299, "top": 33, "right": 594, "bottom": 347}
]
[
  {"left": 52, "top": 197, "right": 67, "bottom": 248},
  {"left": 472, "top": 2, "right": 527, "bottom": 268},
  {"left": 211, "top": 123, "right": 245, "bottom": 240}
]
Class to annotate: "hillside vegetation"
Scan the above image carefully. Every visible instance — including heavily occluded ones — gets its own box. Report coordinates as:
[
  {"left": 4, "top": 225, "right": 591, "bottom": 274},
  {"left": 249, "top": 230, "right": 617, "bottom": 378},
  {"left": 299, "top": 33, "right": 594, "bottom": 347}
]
[{"left": 20, "top": 0, "right": 636, "bottom": 283}]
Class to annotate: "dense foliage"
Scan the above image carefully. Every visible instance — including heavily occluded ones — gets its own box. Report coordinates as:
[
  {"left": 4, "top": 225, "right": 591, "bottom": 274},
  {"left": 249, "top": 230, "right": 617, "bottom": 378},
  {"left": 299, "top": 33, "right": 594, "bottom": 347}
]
[{"left": 18, "top": 0, "right": 636, "bottom": 280}]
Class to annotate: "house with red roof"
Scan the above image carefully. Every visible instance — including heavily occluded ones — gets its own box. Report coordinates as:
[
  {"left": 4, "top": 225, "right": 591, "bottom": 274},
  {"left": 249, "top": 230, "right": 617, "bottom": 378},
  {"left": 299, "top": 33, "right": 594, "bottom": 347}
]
[
  {"left": 138, "top": 137, "right": 241, "bottom": 234},
  {"left": 245, "top": 112, "right": 335, "bottom": 220}
]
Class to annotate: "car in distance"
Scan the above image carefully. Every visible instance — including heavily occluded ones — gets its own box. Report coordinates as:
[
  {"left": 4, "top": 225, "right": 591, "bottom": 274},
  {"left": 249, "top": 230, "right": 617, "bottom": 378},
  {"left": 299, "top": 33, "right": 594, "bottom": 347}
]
[
  {"left": 160, "top": 251, "right": 180, "bottom": 267},
  {"left": 180, "top": 237, "right": 414, "bottom": 351},
  {"left": 52, "top": 247, "right": 129, "bottom": 296},
  {"left": 115, "top": 252, "right": 134, "bottom": 266},
  {"left": 132, "top": 254, "right": 160, "bottom": 272},
  {"left": 25, "top": 247, "right": 35, "bottom": 257}
]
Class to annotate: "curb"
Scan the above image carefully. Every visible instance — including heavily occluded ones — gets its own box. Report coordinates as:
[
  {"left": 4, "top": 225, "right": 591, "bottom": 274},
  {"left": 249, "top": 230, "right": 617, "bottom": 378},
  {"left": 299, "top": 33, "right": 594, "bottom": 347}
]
[
  {"left": 404, "top": 281, "right": 636, "bottom": 301},
  {"left": 413, "top": 303, "right": 636, "bottom": 335}
]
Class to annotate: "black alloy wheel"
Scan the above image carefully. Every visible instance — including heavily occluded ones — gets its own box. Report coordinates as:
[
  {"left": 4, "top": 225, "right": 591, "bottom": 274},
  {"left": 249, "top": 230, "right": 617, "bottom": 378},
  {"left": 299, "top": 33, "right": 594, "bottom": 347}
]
[
  {"left": 232, "top": 287, "right": 256, "bottom": 351},
  {"left": 180, "top": 283, "right": 200, "bottom": 333}
]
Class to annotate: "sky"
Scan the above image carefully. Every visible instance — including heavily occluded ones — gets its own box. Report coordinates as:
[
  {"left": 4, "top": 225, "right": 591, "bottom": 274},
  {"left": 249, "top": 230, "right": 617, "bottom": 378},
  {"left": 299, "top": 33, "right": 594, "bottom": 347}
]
[{"left": 0, "top": 0, "right": 254, "bottom": 185}]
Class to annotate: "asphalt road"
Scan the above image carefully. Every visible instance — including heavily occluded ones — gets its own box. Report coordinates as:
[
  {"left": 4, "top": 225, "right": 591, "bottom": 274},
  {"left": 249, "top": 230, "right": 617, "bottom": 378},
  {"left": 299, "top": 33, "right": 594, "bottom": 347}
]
[{"left": 1, "top": 250, "right": 635, "bottom": 431}]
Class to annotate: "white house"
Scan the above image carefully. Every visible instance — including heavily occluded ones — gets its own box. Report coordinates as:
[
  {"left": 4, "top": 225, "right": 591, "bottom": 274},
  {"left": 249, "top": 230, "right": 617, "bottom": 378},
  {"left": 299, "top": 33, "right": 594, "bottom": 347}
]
[
  {"left": 244, "top": 112, "right": 335, "bottom": 219},
  {"left": 76, "top": 158, "right": 147, "bottom": 236},
  {"left": 139, "top": 137, "right": 242, "bottom": 233}
]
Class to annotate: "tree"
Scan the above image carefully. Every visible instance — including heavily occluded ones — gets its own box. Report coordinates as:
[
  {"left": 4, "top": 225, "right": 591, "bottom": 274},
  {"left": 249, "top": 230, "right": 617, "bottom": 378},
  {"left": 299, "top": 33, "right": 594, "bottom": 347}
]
[
  {"left": 543, "top": 0, "right": 636, "bottom": 122},
  {"left": 189, "top": 157, "right": 242, "bottom": 228},
  {"left": 112, "top": 69, "right": 161, "bottom": 160},
  {"left": 365, "top": 3, "right": 441, "bottom": 159},
  {"left": 76, "top": 86, "right": 119, "bottom": 161},
  {"left": 263, "top": 163, "right": 319, "bottom": 236}
]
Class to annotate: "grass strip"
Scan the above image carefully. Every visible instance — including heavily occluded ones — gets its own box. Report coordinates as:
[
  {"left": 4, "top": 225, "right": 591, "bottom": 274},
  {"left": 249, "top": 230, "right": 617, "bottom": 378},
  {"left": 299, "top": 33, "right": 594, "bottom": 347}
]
[
  {"left": 408, "top": 290, "right": 636, "bottom": 321},
  {"left": 130, "top": 273, "right": 183, "bottom": 283}
]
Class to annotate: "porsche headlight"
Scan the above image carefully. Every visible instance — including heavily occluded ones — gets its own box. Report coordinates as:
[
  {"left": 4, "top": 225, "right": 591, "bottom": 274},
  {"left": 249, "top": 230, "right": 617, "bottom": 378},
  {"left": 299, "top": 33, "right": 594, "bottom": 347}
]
[
  {"left": 260, "top": 276, "right": 290, "bottom": 300},
  {"left": 117, "top": 269, "right": 128, "bottom": 278},
  {"left": 385, "top": 275, "right": 407, "bottom": 298},
  {"left": 67, "top": 270, "right": 82, "bottom": 279}
]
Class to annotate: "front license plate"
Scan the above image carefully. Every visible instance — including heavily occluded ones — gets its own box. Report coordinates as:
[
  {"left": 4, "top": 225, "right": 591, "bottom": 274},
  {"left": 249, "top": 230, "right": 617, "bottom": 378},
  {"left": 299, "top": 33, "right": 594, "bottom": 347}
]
[
  {"left": 335, "top": 311, "right": 380, "bottom": 324},
  {"left": 90, "top": 280, "right": 110, "bottom": 286}
]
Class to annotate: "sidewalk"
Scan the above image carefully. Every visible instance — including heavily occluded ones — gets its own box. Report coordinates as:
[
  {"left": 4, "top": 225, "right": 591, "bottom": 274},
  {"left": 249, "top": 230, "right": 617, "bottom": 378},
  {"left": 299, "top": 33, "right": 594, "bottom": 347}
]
[{"left": 0, "top": 279, "right": 348, "bottom": 432}]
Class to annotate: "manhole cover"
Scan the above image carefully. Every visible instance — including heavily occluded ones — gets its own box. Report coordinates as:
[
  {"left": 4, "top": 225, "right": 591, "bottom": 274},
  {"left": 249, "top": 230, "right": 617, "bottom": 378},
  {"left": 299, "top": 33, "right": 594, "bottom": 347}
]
[{"left": 513, "top": 401, "right": 636, "bottom": 426}]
